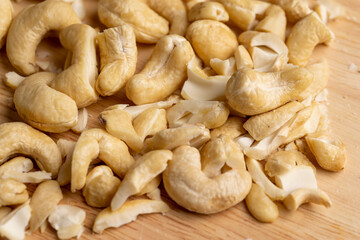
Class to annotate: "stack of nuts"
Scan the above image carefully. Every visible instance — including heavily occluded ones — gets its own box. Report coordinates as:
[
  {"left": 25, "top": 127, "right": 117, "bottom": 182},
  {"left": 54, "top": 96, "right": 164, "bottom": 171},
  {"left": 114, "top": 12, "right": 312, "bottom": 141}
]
[{"left": 0, "top": 0, "right": 348, "bottom": 239}]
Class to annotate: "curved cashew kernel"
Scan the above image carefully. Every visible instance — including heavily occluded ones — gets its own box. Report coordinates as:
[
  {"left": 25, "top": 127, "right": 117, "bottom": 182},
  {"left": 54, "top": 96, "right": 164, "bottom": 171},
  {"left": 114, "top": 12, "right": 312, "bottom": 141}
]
[
  {"left": 210, "top": 57, "right": 236, "bottom": 76},
  {"left": 29, "top": 180, "right": 63, "bottom": 232},
  {"left": 96, "top": 25, "right": 137, "bottom": 96},
  {"left": 133, "top": 108, "right": 167, "bottom": 141},
  {"left": 164, "top": 146, "right": 251, "bottom": 214},
  {"left": 6, "top": 0, "right": 80, "bottom": 75},
  {"left": 50, "top": 24, "right": 98, "bottom": 108},
  {"left": 144, "top": 124, "right": 210, "bottom": 152},
  {"left": 200, "top": 135, "right": 245, "bottom": 178},
  {"left": 188, "top": 2, "right": 229, "bottom": 22},
  {"left": 211, "top": 117, "right": 246, "bottom": 139},
  {"left": 0, "top": 0, "right": 13, "bottom": 49},
  {"left": 225, "top": 67, "right": 313, "bottom": 115},
  {"left": 286, "top": 13, "right": 334, "bottom": 67},
  {"left": 283, "top": 188, "right": 332, "bottom": 211},
  {"left": 4, "top": 72, "right": 25, "bottom": 90},
  {"left": 245, "top": 183, "right": 279, "bottom": 223},
  {"left": 263, "top": 0, "right": 311, "bottom": 23},
  {"left": 0, "top": 200, "right": 31, "bottom": 240},
  {"left": 71, "top": 108, "right": 88, "bottom": 133},
  {"left": 243, "top": 101, "right": 304, "bottom": 141},
  {"left": 255, "top": 5, "right": 286, "bottom": 41},
  {"left": 56, "top": 139, "right": 76, "bottom": 186},
  {"left": 94, "top": 199, "right": 170, "bottom": 234},
  {"left": 98, "top": 0, "right": 169, "bottom": 44},
  {"left": 0, "top": 122, "right": 62, "bottom": 177},
  {"left": 126, "top": 35, "right": 194, "bottom": 105},
  {"left": 265, "top": 150, "right": 315, "bottom": 177},
  {"left": 167, "top": 100, "right": 230, "bottom": 129},
  {"left": 71, "top": 129, "right": 134, "bottom": 192},
  {"left": 216, "top": 0, "right": 269, "bottom": 30},
  {"left": 306, "top": 137, "right": 346, "bottom": 171},
  {"left": 111, "top": 150, "right": 172, "bottom": 211},
  {"left": 186, "top": 20, "right": 237, "bottom": 66},
  {"left": 14, "top": 72, "right": 78, "bottom": 133},
  {"left": 234, "top": 45, "right": 253, "bottom": 70},
  {"left": 0, "top": 179, "right": 28, "bottom": 207},
  {"left": 83, "top": 166, "right": 121, "bottom": 208}
]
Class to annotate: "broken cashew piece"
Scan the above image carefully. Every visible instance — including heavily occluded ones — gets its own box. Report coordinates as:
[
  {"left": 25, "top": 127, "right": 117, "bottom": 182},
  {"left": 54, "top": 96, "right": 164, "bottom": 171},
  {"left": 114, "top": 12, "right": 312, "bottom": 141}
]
[
  {"left": 255, "top": 5, "right": 286, "bottom": 41},
  {"left": 57, "top": 139, "right": 76, "bottom": 186},
  {"left": 71, "top": 108, "right": 88, "bottom": 133},
  {"left": 283, "top": 188, "right": 332, "bottom": 211},
  {"left": 111, "top": 150, "right": 172, "bottom": 211},
  {"left": 210, "top": 57, "right": 236, "bottom": 76},
  {"left": 6, "top": 0, "right": 80, "bottom": 75},
  {"left": 0, "top": 0, "right": 13, "bottom": 49},
  {"left": 211, "top": 116, "right": 246, "bottom": 139},
  {"left": 262, "top": 0, "right": 311, "bottom": 23},
  {"left": 133, "top": 108, "right": 168, "bottom": 141},
  {"left": 3, "top": 72, "right": 25, "bottom": 90},
  {"left": 188, "top": 2, "right": 229, "bottom": 22},
  {"left": 0, "top": 179, "right": 28, "bottom": 207}
]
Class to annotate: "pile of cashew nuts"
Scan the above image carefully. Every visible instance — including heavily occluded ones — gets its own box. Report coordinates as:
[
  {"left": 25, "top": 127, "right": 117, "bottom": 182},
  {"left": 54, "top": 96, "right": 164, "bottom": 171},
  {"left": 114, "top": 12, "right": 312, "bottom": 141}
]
[{"left": 0, "top": 0, "right": 348, "bottom": 239}]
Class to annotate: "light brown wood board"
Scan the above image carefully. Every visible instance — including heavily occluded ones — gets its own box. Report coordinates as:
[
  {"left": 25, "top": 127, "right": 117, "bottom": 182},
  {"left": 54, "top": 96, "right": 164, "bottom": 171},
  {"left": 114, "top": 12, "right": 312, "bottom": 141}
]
[{"left": 0, "top": 0, "right": 360, "bottom": 239}]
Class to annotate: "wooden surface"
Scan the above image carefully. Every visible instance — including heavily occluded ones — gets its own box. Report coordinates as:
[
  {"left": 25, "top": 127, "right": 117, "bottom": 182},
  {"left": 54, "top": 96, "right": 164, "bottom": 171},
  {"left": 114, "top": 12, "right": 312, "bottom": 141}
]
[{"left": 1, "top": 0, "right": 360, "bottom": 239}]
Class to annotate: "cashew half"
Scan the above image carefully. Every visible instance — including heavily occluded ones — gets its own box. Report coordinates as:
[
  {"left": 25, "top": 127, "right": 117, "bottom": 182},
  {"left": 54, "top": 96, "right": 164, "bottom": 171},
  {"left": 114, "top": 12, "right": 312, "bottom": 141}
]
[
  {"left": 0, "top": 122, "right": 62, "bottom": 177},
  {"left": 0, "top": 0, "right": 13, "bottom": 49},
  {"left": 283, "top": 188, "right": 332, "bottom": 211},
  {"left": 211, "top": 117, "right": 246, "bottom": 139},
  {"left": 126, "top": 35, "right": 194, "bottom": 105},
  {"left": 188, "top": 2, "right": 229, "bottom": 22},
  {"left": 255, "top": 5, "right": 286, "bottom": 41},
  {"left": 6, "top": 0, "right": 80, "bottom": 75},
  {"left": 0, "top": 179, "right": 29, "bottom": 207},
  {"left": 163, "top": 146, "right": 252, "bottom": 214}
]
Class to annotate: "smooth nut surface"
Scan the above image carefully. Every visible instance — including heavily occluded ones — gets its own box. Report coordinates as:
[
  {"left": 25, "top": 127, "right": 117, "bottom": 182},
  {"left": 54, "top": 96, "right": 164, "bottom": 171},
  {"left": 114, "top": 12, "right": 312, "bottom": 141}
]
[{"left": 0, "top": 0, "right": 13, "bottom": 49}]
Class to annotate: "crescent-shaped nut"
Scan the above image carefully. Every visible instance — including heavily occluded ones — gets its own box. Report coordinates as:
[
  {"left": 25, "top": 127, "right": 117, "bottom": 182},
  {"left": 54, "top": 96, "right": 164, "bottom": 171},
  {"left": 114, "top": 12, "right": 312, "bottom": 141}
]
[
  {"left": 283, "top": 188, "right": 332, "bottom": 211},
  {"left": 255, "top": 5, "right": 286, "bottom": 41},
  {"left": 93, "top": 199, "right": 170, "bottom": 234},
  {"left": 71, "top": 128, "right": 135, "bottom": 192},
  {"left": 29, "top": 180, "right": 63, "bottom": 232},
  {"left": 111, "top": 150, "right": 172, "bottom": 211},
  {"left": 188, "top": 2, "right": 229, "bottom": 22},
  {"left": 96, "top": 25, "right": 137, "bottom": 96},
  {"left": 126, "top": 35, "right": 194, "bottom": 105},
  {"left": 133, "top": 108, "right": 168, "bottom": 141},
  {"left": 14, "top": 72, "right": 78, "bottom": 133},
  {"left": 0, "top": 122, "right": 62, "bottom": 177},
  {"left": 98, "top": 0, "right": 169, "bottom": 44},
  {"left": 225, "top": 67, "right": 313, "bottom": 116},
  {"left": 6, "top": 0, "right": 80, "bottom": 75},
  {"left": 163, "top": 146, "right": 252, "bottom": 214},
  {"left": 286, "top": 13, "right": 335, "bottom": 67},
  {"left": 50, "top": 24, "right": 98, "bottom": 108},
  {"left": 0, "top": 179, "right": 28, "bottom": 207},
  {"left": 0, "top": 0, "right": 13, "bottom": 49},
  {"left": 83, "top": 166, "right": 121, "bottom": 208},
  {"left": 186, "top": 20, "right": 237, "bottom": 66}
]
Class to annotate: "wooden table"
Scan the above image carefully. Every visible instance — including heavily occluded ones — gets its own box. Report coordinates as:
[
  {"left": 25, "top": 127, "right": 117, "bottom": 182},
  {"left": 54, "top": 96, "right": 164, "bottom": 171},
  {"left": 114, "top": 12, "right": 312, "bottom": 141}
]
[{"left": 0, "top": 0, "right": 359, "bottom": 239}]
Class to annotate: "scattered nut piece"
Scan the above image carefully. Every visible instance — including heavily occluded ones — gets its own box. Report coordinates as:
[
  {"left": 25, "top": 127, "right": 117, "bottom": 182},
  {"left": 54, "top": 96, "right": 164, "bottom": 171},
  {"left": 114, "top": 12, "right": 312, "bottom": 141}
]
[
  {"left": 234, "top": 45, "right": 254, "bottom": 70},
  {"left": 317, "top": 0, "right": 347, "bottom": 21},
  {"left": 209, "top": 57, "right": 236, "bottom": 76},
  {"left": 71, "top": 108, "right": 88, "bottom": 133},
  {"left": 255, "top": 5, "right": 286, "bottom": 41},
  {"left": 188, "top": 2, "right": 229, "bottom": 22},
  {"left": 57, "top": 139, "right": 76, "bottom": 186},
  {"left": 314, "top": 4, "right": 328, "bottom": 23},
  {"left": 133, "top": 108, "right": 167, "bottom": 141},
  {"left": 262, "top": 0, "right": 311, "bottom": 23},
  {"left": 3, "top": 72, "right": 25, "bottom": 90},
  {"left": 211, "top": 116, "right": 246, "bottom": 139},
  {"left": 283, "top": 188, "right": 332, "bottom": 211},
  {"left": 0, "top": 179, "right": 28, "bottom": 207}
]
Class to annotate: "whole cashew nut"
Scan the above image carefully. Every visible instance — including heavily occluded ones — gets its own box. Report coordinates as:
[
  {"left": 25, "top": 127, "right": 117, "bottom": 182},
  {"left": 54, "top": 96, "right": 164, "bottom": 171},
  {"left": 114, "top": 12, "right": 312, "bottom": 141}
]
[
  {"left": 163, "top": 145, "right": 252, "bottom": 214},
  {"left": 6, "top": 0, "right": 80, "bottom": 75},
  {"left": 283, "top": 188, "right": 332, "bottom": 211},
  {"left": 0, "top": 0, "right": 13, "bottom": 49}
]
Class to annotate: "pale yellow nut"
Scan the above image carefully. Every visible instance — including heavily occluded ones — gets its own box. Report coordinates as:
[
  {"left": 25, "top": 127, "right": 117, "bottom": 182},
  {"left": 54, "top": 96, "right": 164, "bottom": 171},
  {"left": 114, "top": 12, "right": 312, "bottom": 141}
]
[
  {"left": 14, "top": 72, "right": 78, "bottom": 133},
  {"left": 317, "top": 0, "right": 347, "bottom": 21},
  {"left": 29, "top": 180, "right": 63, "bottom": 232},
  {"left": 6, "top": 0, "right": 80, "bottom": 75},
  {"left": 283, "top": 188, "right": 332, "bottom": 211},
  {"left": 245, "top": 183, "right": 279, "bottom": 223},
  {"left": 93, "top": 199, "right": 170, "bottom": 234},
  {"left": 0, "top": 122, "right": 62, "bottom": 177},
  {"left": 0, "top": 0, "right": 13, "bottom": 49},
  {"left": 209, "top": 57, "right": 236, "bottom": 76},
  {"left": 96, "top": 25, "right": 137, "bottom": 96},
  {"left": 83, "top": 166, "right": 121, "bottom": 208},
  {"left": 0, "top": 179, "right": 28, "bottom": 207},
  {"left": 188, "top": 2, "right": 229, "bottom": 22},
  {"left": 314, "top": 4, "right": 328, "bottom": 23},
  {"left": 98, "top": 0, "right": 169, "bottom": 43},
  {"left": 71, "top": 128, "right": 135, "bottom": 192},
  {"left": 146, "top": 188, "right": 162, "bottom": 201},
  {"left": 211, "top": 116, "right": 246, "bottom": 139},
  {"left": 71, "top": 108, "right": 88, "bottom": 133},
  {"left": 133, "top": 108, "right": 167, "bottom": 141},
  {"left": 287, "top": 13, "right": 334, "bottom": 67},
  {"left": 56, "top": 139, "right": 76, "bottom": 186},
  {"left": 50, "top": 24, "right": 98, "bottom": 108},
  {"left": 243, "top": 101, "right": 304, "bottom": 141},
  {"left": 262, "top": 0, "right": 311, "bottom": 23},
  {"left": 225, "top": 67, "right": 313, "bottom": 116},
  {"left": 136, "top": 176, "right": 161, "bottom": 197},
  {"left": 234, "top": 45, "right": 253, "bottom": 70},
  {"left": 3, "top": 71, "right": 25, "bottom": 90},
  {"left": 167, "top": 100, "right": 230, "bottom": 129},
  {"left": 126, "top": 35, "right": 194, "bottom": 105},
  {"left": 255, "top": 5, "right": 286, "bottom": 41},
  {"left": 111, "top": 150, "right": 172, "bottom": 211},
  {"left": 164, "top": 146, "right": 251, "bottom": 214},
  {"left": 306, "top": 137, "right": 346, "bottom": 172},
  {"left": 186, "top": 0, "right": 206, "bottom": 10},
  {"left": 186, "top": 20, "right": 237, "bottom": 66}
]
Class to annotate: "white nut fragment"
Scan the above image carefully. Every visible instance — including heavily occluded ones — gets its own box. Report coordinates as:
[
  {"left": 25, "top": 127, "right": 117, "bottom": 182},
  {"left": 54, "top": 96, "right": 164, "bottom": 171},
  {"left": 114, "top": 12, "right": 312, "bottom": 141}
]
[
  {"left": 209, "top": 57, "right": 236, "bottom": 76},
  {"left": 163, "top": 146, "right": 252, "bottom": 214},
  {"left": 111, "top": 150, "right": 172, "bottom": 211},
  {"left": 283, "top": 188, "right": 332, "bottom": 211},
  {"left": 93, "top": 199, "right": 170, "bottom": 234},
  {"left": 0, "top": 179, "right": 29, "bottom": 207},
  {"left": 167, "top": 100, "right": 229, "bottom": 129},
  {"left": 56, "top": 139, "right": 76, "bottom": 186},
  {"left": 0, "top": 200, "right": 31, "bottom": 240},
  {"left": 71, "top": 108, "right": 88, "bottom": 133},
  {"left": 211, "top": 116, "right": 246, "bottom": 139},
  {"left": 255, "top": 5, "right": 286, "bottom": 41},
  {"left": 3, "top": 72, "right": 25, "bottom": 90},
  {"left": 188, "top": 2, "right": 229, "bottom": 22},
  {"left": 0, "top": 0, "right": 13, "bottom": 49},
  {"left": 48, "top": 205, "right": 86, "bottom": 240}
]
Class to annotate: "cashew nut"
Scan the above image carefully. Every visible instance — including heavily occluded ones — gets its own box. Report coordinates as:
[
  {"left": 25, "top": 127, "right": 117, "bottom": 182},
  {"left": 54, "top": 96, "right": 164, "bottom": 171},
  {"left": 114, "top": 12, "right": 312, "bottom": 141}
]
[
  {"left": 96, "top": 25, "right": 137, "bottom": 96},
  {"left": 0, "top": 0, "right": 13, "bottom": 49},
  {"left": 6, "top": 0, "right": 80, "bottom": 75},
  {"left": 186, "top": 20, "right": 237, "bottom": 66},
  {"left": 83, "top": 165, "right": 121, "bottom": 208},
  {"left": 126, "top": 35, "right": 194, "bottom": 105},
  {"left": 111, "top": 150, "right": 172, "bottom": 211},
  {"left": 133, "top": 108, "right": 168, "bottom": 141},
  {"left": 136, "top": 176, "right": 161, "bottom": 197},
  {"left": 3, "top": 72, "right": 25, "bottom": 90},
  {"left": 0, "top": 122, "right": 62, "bottom": 177},
  {"left": 225, "top": 67, "right": 313, "bottom": 115},
  {"left": 317, "top": 0, "right": 347, "bottom": 21},
  {"left": 245, "top": 183, "right": 279, "bottom": 223},
  {"left": 163, "top": 146, "right": 251, "bottom": 214},
  {"left": 314, "top": 4, "right": 328, "bottom": 23},
  {"left": 71, "top": 108, "right": 88, "bottom": 133},
  {"left": 261, "top": 0, "right": 311, "bottom": 23},
  {"left": 234, "top": 45, "right": 254, "bottom": 71},
  {"left": 211, "top": 116, "right": 246, "bottom": 139},
  {"left": 283, "top": 188, "right": 332, "bottom": 211},
  {"left": 286, "top": 13, "right": 334, "bottom": 67},
  {"left": 146, "top": 188, "right": 162, "bottom": 201},
  {"left": 255, "top": 5, "right": 286, "bottom": 41},
  {"left": 0, "top": 179, "right": 28, "bottom": 207},
  {"left": 188, "top": 2, "right": 229, "bottom": 22},
  {"left": 57, "top": 139, "right": 76, "bottom": 186},
  {"left": 209, "top": 57, "right": 236, "bottom": 76}
]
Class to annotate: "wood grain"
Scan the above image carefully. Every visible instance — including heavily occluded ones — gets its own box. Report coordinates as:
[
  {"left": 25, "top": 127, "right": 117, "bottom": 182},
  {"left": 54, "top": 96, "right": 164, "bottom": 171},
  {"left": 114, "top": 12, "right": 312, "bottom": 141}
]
[{"left": 1, "top": 0, "right": 360, "bottom": 239}]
